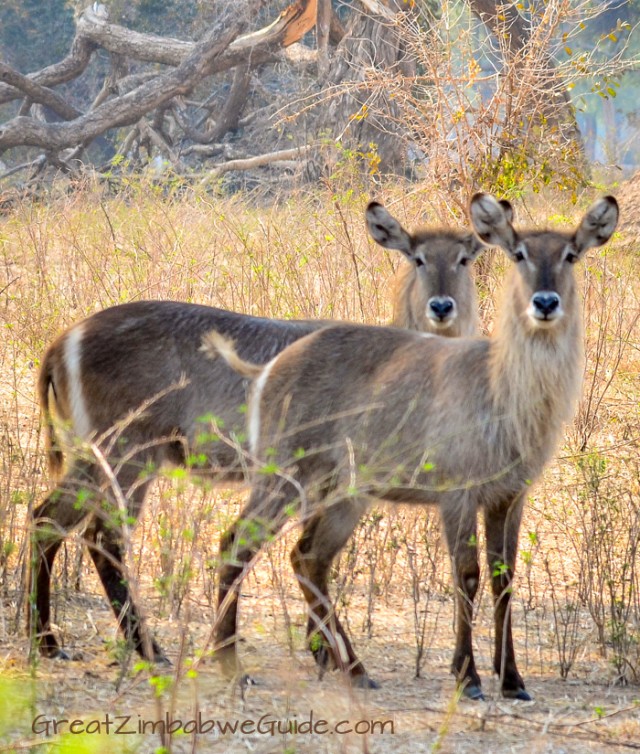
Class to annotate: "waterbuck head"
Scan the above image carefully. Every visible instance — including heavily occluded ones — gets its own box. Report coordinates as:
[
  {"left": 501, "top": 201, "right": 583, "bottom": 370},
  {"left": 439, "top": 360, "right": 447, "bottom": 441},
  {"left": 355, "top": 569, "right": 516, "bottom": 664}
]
[
  {"left": 365, "top": 201, "right": 487, "bottom": 336},
  {"left": 470, "top": 193, "right": 619, "bottom": 331}
]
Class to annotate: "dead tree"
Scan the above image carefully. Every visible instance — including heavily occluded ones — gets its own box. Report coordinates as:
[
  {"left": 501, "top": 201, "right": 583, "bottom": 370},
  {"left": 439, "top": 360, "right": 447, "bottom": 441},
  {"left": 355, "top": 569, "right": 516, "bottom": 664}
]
[
  {"left": 0, "top": 2, "right": 320, "bottom": 181},
  {"left": 317, "top": 0, "right": 418, "bottom": 174},
  {"left": 0, "top": 1, "right": 592, "bottom": 187}
]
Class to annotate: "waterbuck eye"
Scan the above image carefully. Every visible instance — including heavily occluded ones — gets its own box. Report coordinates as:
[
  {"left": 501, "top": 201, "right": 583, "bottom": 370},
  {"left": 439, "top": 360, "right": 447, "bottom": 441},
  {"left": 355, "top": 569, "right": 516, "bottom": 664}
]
[
  {"left": 459, "top": 257, "right": 469, "bottom": 267},
  {"left": 565, "top": 251, "right": 578, "bottom": 264},
  {"left": 514, "top": 250, "right": 525, "bottom": 263}
]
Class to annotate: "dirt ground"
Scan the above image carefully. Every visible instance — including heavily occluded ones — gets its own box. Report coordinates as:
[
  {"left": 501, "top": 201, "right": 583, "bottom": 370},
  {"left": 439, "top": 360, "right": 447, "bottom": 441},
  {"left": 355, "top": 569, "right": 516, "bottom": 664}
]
[{"left": 3, "top": 573, "right": 640, "bottom": 754}]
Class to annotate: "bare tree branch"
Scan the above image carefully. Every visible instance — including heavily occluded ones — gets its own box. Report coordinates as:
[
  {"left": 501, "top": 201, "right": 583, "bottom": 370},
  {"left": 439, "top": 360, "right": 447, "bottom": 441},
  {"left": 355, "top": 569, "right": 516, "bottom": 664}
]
[
  {"left": 0, "top": 36, "right": 95, "bottom": 106},
  {"left": 75, "top": 6, "right": 194, "bottom": 65},
  {"left": 204, "top": 145, "right": 313, "bottom": 180},
  {"left": 139, "top": 119, "right": 182, "bottom": 166},
  {"left": 0, "top": 22, "right": 243, "bottom": 154},
  {"left": 317, "top": 0, "right": 331, "bottom": 80},
  {"left": 0, "top": 63, "right": 82, "bottom": 121},
  {"left": 0, "top": 156, "right": 46, "bottom": 182},
  {"left": 206, "top": 64, "right": 252, "bottom": 142}
]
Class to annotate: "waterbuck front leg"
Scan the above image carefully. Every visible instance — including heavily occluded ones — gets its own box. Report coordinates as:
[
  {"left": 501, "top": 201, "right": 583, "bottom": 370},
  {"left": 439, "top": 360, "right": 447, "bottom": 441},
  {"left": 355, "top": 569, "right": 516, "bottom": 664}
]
[
  {"left": 290, "top": 497, "right": 377, "bottom": 688},
  {"left": 441, "top": 495, "right": 483, "bottom": 700},
  {"left": 483, "top": 494, "right": 530, "bottom": 700},
  {"left": 29, "top": 460, "right": 101, "bottom": 660},
  {"left": 214, "top": 475, "right": 299, "bottom": 677}
]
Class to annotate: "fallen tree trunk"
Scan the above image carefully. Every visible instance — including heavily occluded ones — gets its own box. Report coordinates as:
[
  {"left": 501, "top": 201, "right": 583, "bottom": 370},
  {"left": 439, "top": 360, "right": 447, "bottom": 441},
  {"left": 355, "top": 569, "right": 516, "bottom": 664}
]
[
  {"left": 0, "top": 3, "right": 319, "bottom": 106},
  {"left": 0, "top": 1, "right": 318, "bottom": 161},
  {"left": 0, "top": 36, "right": 96, "bottom": 107},
  {"left": 0, "top": 23, "right": 242, "bottom": 153},
  {"left": 0, "top": 63, "right": 81, "bottom": 121},
  {"left": 204, "top": 145, "right": 313, "bottom": 180}
]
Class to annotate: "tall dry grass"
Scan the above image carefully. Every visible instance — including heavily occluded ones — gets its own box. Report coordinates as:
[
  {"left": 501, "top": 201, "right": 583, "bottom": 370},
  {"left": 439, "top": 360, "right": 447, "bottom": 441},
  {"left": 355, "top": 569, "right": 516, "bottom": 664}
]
[{"left": 0, "top": 178, "right": 638, "bottom": 716}]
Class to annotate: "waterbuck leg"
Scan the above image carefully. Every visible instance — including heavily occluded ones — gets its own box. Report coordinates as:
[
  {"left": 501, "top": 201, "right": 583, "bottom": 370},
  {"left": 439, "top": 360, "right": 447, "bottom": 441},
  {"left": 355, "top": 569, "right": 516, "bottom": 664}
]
[
  {"left": 214, "top": 475, "right": 298, "bottom": 675},
  {"left": 29, "top": 461, "right": 101, "bottom": 659},
  {"left": 441, "top": 496, "right": 483, "bottom": 700},
  {"left": 79, "top": 463, "right": 159, "bottom": 665},
  {"left": 84, "top": 515, "right": 165, "bottom": 662},
  {"left": 484, "top": 495, "right": 530, "bottom": 700},
  {"left": 290, "top": 498, "right": 376, "bottom": 688}
]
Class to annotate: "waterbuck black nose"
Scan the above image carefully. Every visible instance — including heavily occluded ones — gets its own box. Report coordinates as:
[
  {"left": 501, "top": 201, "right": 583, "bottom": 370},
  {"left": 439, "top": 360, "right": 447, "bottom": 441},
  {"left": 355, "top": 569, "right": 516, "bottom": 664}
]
[
  {"left": 428, "top": 297, "right": 455, "bottom": 320},
  {"left": 531, "top": 292, "right": 560, "bottom": 317}
]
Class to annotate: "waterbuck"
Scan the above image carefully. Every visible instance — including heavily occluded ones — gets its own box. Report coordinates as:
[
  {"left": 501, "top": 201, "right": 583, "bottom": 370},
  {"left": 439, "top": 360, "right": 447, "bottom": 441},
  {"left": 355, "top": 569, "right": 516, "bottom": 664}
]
[
  {"left": 29, "top": 202, "right": 488, "bottom": 663},
  {"left": 203, "top": 194, "right": 619, "bottom": 700}
]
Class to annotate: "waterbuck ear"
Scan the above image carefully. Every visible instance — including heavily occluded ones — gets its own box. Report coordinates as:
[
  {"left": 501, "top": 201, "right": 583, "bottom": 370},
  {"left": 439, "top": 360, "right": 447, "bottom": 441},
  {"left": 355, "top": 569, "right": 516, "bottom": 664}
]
[
  {"left": 499, "top": 199, "right": 514, "bottom": 224},
  {"left": 365, "top": 201, "right": 413, "bottom": 257},
  {"left": 459, "top": 233, "right": 487, "bottom": 263},
  {"left": 573, "top": 196, "right": 619, "bottom": 256},
  {"left": 469, "top": 193, "right": 517, "bottom": 256}
]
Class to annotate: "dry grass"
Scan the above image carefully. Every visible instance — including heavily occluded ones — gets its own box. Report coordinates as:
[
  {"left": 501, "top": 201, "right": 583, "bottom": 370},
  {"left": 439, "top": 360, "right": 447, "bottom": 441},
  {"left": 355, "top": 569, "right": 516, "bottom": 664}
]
[{"left": 0, "top": 178, "right": 639, "bottom": 753}]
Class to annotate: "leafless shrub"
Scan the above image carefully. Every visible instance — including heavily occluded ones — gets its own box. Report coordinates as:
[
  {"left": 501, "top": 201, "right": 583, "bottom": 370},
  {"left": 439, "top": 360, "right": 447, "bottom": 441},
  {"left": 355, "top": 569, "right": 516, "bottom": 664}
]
[
  {"left": 575, "top": 453, "right": 640, "bottom": 684},
  {"left": 573, "top": 241, "right": 640, "bottom": 451},
  {"left": 544, "top": 540, "right": 589, "bottom": 680},
  {"left": 286, "top": 1, "right": 637, "bottom": 202}
]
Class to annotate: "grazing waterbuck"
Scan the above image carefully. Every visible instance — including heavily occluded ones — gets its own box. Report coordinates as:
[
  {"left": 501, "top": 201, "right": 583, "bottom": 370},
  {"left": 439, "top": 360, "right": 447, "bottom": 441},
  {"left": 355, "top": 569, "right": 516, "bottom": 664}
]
[
  {"left": 204, "top": 194, "right": 619, "bottom": 699},
  {"left": 29, "top": 203, "right": 487, "bottom": 663}
]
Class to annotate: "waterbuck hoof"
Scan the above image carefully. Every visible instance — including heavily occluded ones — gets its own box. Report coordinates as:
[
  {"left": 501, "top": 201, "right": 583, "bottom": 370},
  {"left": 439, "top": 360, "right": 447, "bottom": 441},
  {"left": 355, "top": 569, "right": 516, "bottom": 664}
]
[
  {"left": 351, "top": 674, "right": 380, "bottom": 690},
  {"left": 311, "top": 644, "right": 332, "bottom": 670},
  {"left": 153, "top": 653, "right": 172, "bottom": 667},
  {"left": 503, "top": 687, "right": 532, "bottom": 701},
  {"left": 462, "top": 684, "right": 485, "bottom": 701},
  {"left": 37, "top": 634, "right": 71, "bottom": 660}
]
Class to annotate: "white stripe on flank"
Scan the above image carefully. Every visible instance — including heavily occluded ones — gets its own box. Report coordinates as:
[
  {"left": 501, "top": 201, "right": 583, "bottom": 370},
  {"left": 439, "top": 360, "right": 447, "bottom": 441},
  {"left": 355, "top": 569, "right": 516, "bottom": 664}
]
[
  {"left": 64, "top": 324, "right": 92, "bottom": 439},
  {"left": 248, "top": 354, "right": 279, "bottom": 455}
]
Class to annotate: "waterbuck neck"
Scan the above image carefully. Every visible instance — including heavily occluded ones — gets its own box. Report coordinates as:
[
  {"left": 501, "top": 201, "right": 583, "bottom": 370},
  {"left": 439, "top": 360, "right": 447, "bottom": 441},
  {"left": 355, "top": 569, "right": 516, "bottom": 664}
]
[{"left": 488, "top": 267, "right": 583, "bottom": 467}]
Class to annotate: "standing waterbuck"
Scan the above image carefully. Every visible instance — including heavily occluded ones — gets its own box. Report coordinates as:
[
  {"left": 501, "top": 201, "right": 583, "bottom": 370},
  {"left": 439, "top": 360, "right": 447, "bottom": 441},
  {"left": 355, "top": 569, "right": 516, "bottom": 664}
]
[
  {"left": 204, "top": 194, "right": 619, "bottom": 699},
  {"left": 29, "top": 202, "right": 488, "bottom": 663}
]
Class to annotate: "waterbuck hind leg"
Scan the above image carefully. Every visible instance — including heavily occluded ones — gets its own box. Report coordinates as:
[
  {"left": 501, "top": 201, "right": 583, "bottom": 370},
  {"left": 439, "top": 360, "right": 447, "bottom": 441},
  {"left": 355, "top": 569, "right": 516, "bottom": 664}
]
[
  {"left": 214, "top": 475, "right": 299, "bottom": 677},
  {"left": 290, "top": 498, "right": 378, "bottom": 689},
  {"left": 30, "top": 449, "right": 167, "bottom": 664},
  {"left": 483, "top": 495, "right": 530, "bottom": 700},
  {"left": 441, "top": 496, "right": 484, "bottom": 700},
  {"left": 29, "top": 461, "right": 101, "bottom": 660},
  {"left": 85, "top": 465, "right": 169, "bottom": 664}
]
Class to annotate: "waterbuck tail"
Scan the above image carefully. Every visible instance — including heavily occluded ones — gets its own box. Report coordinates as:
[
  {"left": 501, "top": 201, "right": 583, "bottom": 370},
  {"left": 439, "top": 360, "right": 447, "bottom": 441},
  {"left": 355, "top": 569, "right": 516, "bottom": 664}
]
[
  {"left": 37, "top": 354, "right": 64, "bottom": 477},
  {"left": 201, "top": 330, "right": 263, "bottom": 379}
]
